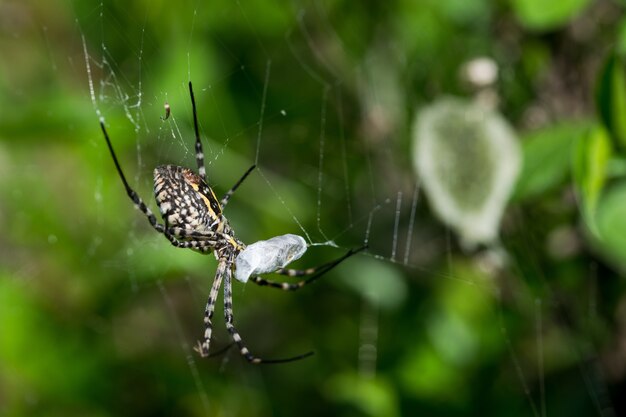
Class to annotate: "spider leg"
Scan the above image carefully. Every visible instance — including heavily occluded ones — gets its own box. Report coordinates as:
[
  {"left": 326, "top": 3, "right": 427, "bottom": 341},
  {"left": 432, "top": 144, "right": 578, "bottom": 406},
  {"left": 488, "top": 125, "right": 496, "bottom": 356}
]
[
  {"left": 223, "top": 260, "right": 314, "bottom": 364},
  {"left": 220, "top": 164, "right": 256, "bottom": 208},
  {"left": 100, "top": 120, "right": 212, "bottom": 252},
  {"left": 161, "top": 235, "right": 215, "bottom": 251},
  {"left": 188, "top": 81, "right": 207, "bottom": 182},
  {"left": 194, "top": 258, "right": 226, "bottom": 357},
  {"left": 100, "top": 120, "right": 167, "bottom": 233},
  {"left": 206, "top": 342, "right": 236, "bottom": 358},
  {"left": 249, "top": 245, "right": 367, "bottom": 291},
  {"left": 166, "top": 227, "right": 219, "bottom": 240},
  {"left": 172, "top": 239, "right": 216, "bottom": 252}
]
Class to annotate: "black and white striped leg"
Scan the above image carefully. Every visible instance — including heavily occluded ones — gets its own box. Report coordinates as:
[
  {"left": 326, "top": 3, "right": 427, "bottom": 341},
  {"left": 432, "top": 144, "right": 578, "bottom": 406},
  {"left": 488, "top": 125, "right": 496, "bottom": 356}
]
[
  {"left": 101, "top": 121, "right": 214, "bottom": 253},
  {"left": 222, "top": 262, "right": 314, "bottom": 364},
  {"left": 220, "top": 164, "right": 256, "bottom": 208},
  {"left": 168, "top": 239, "right": 216, "bottom": 253},
  {"left": 194, "top": 258, "right": 226, "bottom": 357},
  {"left": 188, "top": 81, "right": 206, "bottom": 182},
  {"left": 249, "top": 246, "right": 367, "bottom": 291},
  {"left": 166, "top": 227, "right": 219, "bottom": 241},
  {"left": 189, "top": 81, "right": 256, "bottom": 207},
  {"left": 101, "top": 120, "right": 204, "bottom": 250}
]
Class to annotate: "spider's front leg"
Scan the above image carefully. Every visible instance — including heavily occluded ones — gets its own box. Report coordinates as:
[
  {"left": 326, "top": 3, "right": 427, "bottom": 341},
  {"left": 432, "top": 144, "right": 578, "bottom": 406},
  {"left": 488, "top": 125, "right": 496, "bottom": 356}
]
[
  {"left": 220, "top": 164, "right": 256, "bottom": 208},
  {"left": 100, "top": 120, "right": 214, "bottom": 253}
]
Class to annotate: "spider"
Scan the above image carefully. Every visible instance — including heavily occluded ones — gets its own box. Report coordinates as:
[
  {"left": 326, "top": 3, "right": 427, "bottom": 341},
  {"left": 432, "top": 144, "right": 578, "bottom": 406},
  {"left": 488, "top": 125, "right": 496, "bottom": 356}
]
[{"left": 99, "top": 82, "right": 365, "bottom": 364}]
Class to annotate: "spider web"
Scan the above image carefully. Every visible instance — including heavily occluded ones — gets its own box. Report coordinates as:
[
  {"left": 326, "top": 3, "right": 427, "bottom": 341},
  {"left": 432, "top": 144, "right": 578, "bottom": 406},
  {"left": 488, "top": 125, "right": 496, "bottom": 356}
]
[
  {"left": 69, "top": 2, "right": 616, "bottom": 416},
  {"left": 79, "top": 0, "right": 408, "bottom": 392}
]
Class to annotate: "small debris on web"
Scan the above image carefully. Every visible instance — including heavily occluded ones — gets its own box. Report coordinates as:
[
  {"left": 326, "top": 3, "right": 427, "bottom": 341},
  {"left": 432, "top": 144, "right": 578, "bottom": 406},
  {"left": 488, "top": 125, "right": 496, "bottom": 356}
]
[
  {"left": 161, "top": 102, "right": 171, "bottom": 120},
  {"left": 235, "top": 234, "right": 307, "bottom": 283}
]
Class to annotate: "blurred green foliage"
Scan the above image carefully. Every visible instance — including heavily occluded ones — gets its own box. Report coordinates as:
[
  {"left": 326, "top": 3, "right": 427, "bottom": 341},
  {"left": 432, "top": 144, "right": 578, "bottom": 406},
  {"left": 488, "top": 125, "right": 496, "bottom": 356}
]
[{"left": 2, "top": 0, "right": 626, "bottom": 416}]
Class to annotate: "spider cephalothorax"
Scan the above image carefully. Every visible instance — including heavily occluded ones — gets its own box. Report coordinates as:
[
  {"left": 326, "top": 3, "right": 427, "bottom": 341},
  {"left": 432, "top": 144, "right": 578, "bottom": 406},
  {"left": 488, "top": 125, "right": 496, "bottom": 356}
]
[{"left": 99, "top": 81, "right": 364, "bottom": 364}]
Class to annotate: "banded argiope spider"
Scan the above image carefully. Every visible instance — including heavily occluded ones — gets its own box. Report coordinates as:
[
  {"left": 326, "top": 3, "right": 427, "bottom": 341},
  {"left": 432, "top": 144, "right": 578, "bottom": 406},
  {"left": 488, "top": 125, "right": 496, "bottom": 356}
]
[{"left": 99, "top": 82, "right": 365, "bottom": 364}]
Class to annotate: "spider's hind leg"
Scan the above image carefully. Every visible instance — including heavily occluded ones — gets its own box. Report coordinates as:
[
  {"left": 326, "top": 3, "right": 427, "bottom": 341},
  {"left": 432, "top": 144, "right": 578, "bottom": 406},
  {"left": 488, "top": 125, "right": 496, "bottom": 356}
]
[
  {"left": 222, "top": 263, "right": 313, "bottom": 364},
  {"left": 194, "top": 258, "right": 225, "bottom": 357}
]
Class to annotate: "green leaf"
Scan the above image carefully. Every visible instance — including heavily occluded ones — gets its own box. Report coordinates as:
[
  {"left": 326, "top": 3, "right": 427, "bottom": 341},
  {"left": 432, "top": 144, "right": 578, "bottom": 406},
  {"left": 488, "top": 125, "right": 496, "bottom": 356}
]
[
  {"left": 0, "top": 275, "right": 104, "bottom": 402},
  {"left": 338, "top": 257, "right": 407, "bottom": 310},
  {"left": 326, "top": 373, "right": 399, "bottom": 417},
  {"left": 399, "top": 344, "right": 465, "bottom": 401},
  {"left": 435, "top": 0, "right": 491, "bottom": 24},
  {"left": 514, "top": 122, "right": 589, "bottom": 200},
  {"left": 509, "top": 0, "right": 591, "bottom": 31},
  {"left": 596, "top": 182, "right": 626, "bottom": 267},
  {"left": 616, "top": 18, "right": 626, "bottom": 56},
  {"left": 572, "top": 126, "right": 612, "bottom": 236},
  {"left": 596, "top": 53, "right": 626, "bottom": 151}
]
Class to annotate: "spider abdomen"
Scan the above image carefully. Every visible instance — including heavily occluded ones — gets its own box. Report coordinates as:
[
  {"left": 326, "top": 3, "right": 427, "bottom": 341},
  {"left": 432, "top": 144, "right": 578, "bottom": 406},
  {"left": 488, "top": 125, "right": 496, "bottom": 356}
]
[{"left": 153, "top": 165, "right": 222, "bottom": 232}]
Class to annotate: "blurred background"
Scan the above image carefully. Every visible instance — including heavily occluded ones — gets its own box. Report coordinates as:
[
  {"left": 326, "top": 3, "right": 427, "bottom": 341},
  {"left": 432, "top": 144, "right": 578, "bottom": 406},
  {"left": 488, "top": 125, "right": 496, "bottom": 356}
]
[{"left": 2, "top": 0, "right": 626, "bottom": 416}]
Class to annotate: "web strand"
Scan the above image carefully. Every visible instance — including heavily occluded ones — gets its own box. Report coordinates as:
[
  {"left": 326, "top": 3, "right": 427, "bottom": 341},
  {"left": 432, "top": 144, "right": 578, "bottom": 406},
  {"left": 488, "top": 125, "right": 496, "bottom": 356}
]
[
  {"left": 403, "top": 182, "right": 420, "bottom": 265},
  {"left": 500, "top": 308, "right": 541, "bottom": 417},
  {"left": 255, "top": 60, "right": 271, "bottom": 165},
  {"left": 535, "top": 299, "right": 546, "bottom": 417},
  {"left": 157, "top": 281, "right": 211, "bottom": 415},
  {"left": 257, "top": 168, "right": 312, "bottom": 243},
  {"left": 316, "top": 86, "right": 331, "bottom": 243},
  {"left": 82, "top": 34, "right": 101, "bottom": 120},
  {"left": 391, "top": 191, "right": 402, "bottom": 262},
  {"left": 335, "top": 87, "right": 353, "bottom": 227}
]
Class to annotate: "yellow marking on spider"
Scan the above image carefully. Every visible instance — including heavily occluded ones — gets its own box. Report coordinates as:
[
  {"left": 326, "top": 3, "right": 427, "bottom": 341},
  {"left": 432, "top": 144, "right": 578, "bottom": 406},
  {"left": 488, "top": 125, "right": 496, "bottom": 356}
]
[
  {"left": 184, "top": 170, "right": 222, "bottom": 220},
  {"left": 226, "top": 235, "right": 244, "bottom": 251}
]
